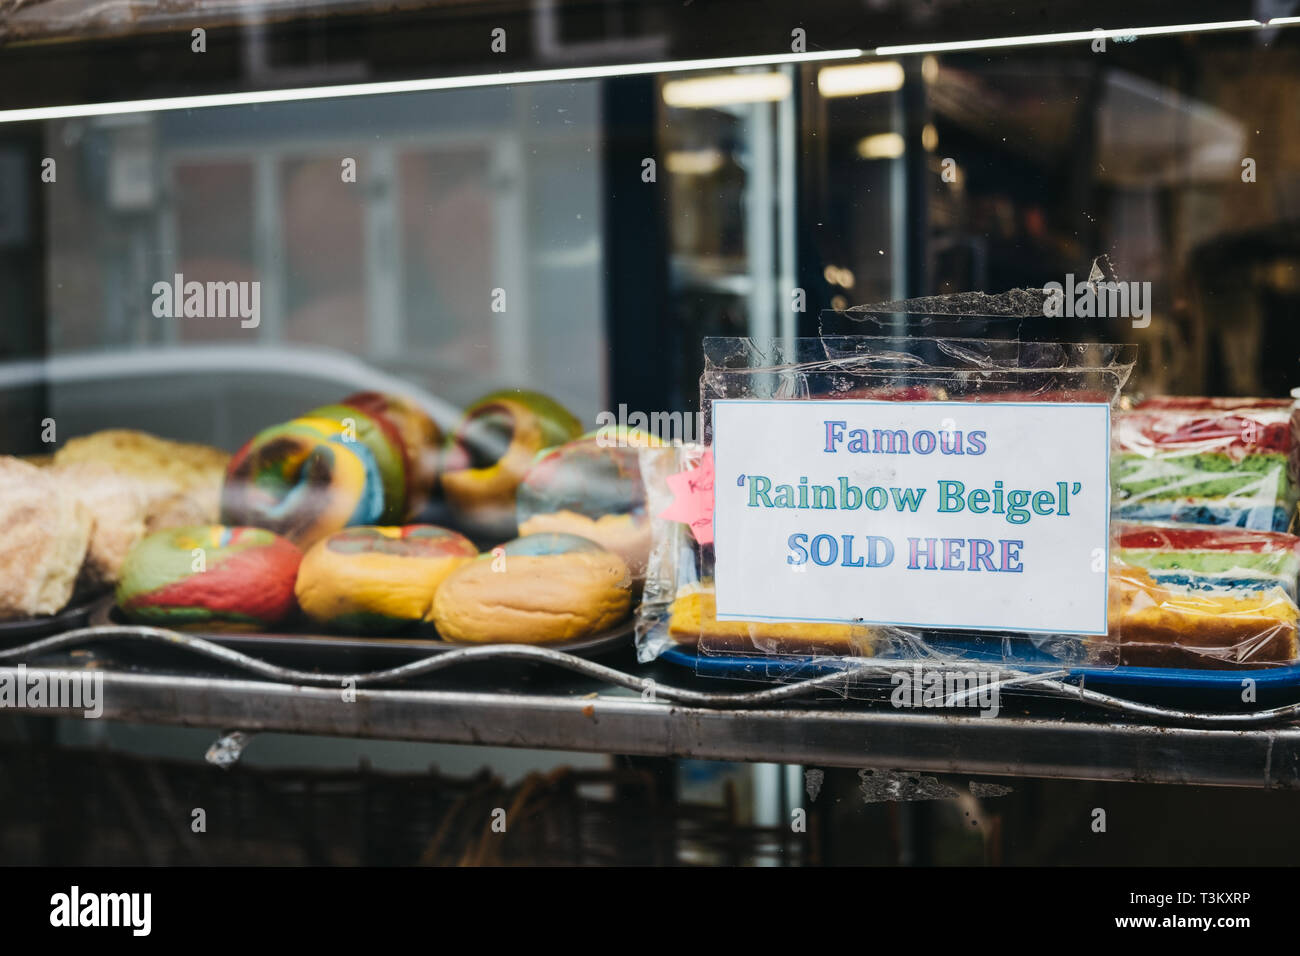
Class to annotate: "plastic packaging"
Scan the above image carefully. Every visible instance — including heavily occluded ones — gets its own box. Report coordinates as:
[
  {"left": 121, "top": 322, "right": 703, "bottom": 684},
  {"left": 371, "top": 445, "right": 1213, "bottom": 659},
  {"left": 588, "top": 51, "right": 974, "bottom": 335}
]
[
  {"left": 1099, "top": 521, "right": 1300, "bottom": 668},
  {"left": 636, "top": 309, "right": 1138, "bottom": 683},
  {"left": 1113, "top": 397, "right": 1295, "bottom": 532},
  {"left": 636, "top": 293, "right": 1300, "bottom": 678}
]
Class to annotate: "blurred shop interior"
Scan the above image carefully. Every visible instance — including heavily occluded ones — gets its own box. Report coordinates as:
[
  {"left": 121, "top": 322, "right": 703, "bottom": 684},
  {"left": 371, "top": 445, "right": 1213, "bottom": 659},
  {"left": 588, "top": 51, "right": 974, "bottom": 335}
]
[
  {"left": 1, "top": 2, "right": 1297, "bottom": 448},
  {"left": 1, "top": 0, "right": 1300, "bottom": 863}
]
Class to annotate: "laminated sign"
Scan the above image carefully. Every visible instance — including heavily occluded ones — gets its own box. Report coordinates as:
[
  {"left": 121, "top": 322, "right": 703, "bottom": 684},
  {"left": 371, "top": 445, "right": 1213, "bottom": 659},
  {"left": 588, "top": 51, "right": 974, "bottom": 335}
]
[{"left": 711, "top": 399, "right": 1112, "bottom": 635}]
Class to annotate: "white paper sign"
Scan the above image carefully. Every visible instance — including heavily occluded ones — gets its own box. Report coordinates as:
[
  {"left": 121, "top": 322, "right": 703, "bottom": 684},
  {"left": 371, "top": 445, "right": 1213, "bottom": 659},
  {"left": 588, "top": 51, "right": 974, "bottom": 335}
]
[{"left": 711, "top": 399, "right": 1111, "bottom": 635}]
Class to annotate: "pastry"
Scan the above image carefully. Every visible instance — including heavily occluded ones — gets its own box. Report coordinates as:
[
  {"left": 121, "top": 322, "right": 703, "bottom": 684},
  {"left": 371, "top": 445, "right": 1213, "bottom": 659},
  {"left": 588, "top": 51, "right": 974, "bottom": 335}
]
[
  {"left": 334, "top": 391, "right": 441, "bottom": 512},
  {"left": 53, "top": 462, "right": 156, "bottom": 588},
  {"left": 116, "top": 525, "right": 301, "bottom": 629},
  {"left": 1114, "top": 521, "right": 1300, "bottom": 599},
  {"left": 221, "top": 416, "right": 387, "bottom": 548},
  {"left": 300, "top": 405, "right": 411, "bottom": 523},
  {"left": 441, "top": 390, "right": 582, "bottom": 536},
  {"left": 1113, "top": 401, "right": 1294, "bottom": 532},
  {"left": 295, "top": 525, "right": 477, "bottom": 633},
  {"left": 431, "top": 533, "right": 630, "bottom": 643},
  {"left": 667, "top": 583, "right": 881, "bottom": 655},
  {"left": 52, "top": 428, "right": 229, "bottom": 512},
  {"left": 52, "top": 429, "right": 230, "bottom": 585},
  {"left": 0, "top": 457, "right": 92, "bottom": 619},
  {"left": 1100, "top": 563, "right": 1298, "bottom": 668},
  {"left": 222, "top": 392, "right": 440, "bottom": 548},
  {"left": 516, "top": 428, "right": 658, "bottom": 578},
  {"left": 1093, "top": 524, "right": 1300, "bottom": 667}
]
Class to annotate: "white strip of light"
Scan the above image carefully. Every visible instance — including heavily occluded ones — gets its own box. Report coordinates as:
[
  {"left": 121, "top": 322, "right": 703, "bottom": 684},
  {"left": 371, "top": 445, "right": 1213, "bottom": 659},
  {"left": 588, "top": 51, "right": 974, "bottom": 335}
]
[
  {"left": 0, "top": 48, "right": 862, "bottom": 124},
  {"left": 875, "top": 19, "right": 1263, "bottom": 55},
  {"left": 2, "top": 17, "right": 1290, "bottom": 124},
  {"left": 817, "top": 61, "right": 905, "bottom": 97},
  {"left": 662, "top": 71, "right": 791, "bottom": 107},
  {"left": 856, "top": 132, "right": 905, "bottom": 159}
]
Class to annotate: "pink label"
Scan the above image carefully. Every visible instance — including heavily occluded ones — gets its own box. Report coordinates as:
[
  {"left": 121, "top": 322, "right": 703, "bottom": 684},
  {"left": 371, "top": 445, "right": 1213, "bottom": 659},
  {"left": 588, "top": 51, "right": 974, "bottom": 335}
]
[{"left": 659, "top": 450, "right": 715, "bottom": 545}]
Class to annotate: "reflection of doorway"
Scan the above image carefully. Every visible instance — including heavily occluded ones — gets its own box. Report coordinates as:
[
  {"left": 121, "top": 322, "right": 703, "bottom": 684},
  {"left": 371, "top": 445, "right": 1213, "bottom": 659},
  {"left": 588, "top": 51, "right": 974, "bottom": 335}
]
[
  {"left": 1191, "top": 224, "right": 1300, "bottom": 397},
  {"left": 398, "top": 141, "right": 527, "bottom": 390},
  {"left": 159, "top": 132, "right": 526, "bottom": 392},
  {"left": 166, "top": 161, "right": 258, "bottom": 344}
]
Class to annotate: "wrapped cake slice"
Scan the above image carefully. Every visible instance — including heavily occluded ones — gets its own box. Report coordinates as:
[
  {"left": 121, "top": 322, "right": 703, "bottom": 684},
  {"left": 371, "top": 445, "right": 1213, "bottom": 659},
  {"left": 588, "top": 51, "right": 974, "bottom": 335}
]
[
  {"left": 1112, "top": 399, "right": 1294, "bottom": 532},
  {"left": 1095, "top": 522, "right": 1300, "bottom": 668},
  {"left": 1101, "top": 565, "right": 1298, "bottom": 669},
  {"left": 667, "top": 582, "right": 884, "bottom": 657},
  {"left": 1114, "top": 521, "right": 1300, "bottom": 600}
]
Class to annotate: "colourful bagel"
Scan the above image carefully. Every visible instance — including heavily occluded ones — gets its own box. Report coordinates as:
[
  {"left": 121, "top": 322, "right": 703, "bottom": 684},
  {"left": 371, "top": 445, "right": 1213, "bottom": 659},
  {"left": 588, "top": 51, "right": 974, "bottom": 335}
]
[
  {"left": 116, "top": 525, "right": 301, "bottom": 629},
  {"left": 295, "top": 525, "right": 478, "bottom": 633},
  {"left": 222, "top": 392, "right": 441, "bottom": 548},
  {"left": 442, "top": 390, "right": 583, "bottom": 535},
  {"left": 338, "top": 391, "right": 441, "bottom": 511},
  {"left": 516, "top": 428, "right": 659, "bottom": 578},
  {"left": 305, "top": 404, "right": 410, "bottom": 522},
  {"left": 431, "top": 532, "right": 631, "bottom": 644},
  {"left": 221, "top": 416, "right": 387, "bottom": 548}
]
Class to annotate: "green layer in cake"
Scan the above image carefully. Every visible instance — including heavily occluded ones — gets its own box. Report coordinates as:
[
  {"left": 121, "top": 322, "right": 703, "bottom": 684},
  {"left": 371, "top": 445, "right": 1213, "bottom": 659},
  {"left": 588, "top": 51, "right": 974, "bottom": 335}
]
[{"left": 1113, "top": 451, "right": 1288, "bottom": 501}]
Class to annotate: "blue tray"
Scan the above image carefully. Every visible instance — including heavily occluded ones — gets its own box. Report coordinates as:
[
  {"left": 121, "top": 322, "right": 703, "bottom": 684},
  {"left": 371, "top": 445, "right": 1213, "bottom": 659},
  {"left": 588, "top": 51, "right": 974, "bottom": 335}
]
[{"left": 659, "top": 642, "right": 1300, "bottom": 705}]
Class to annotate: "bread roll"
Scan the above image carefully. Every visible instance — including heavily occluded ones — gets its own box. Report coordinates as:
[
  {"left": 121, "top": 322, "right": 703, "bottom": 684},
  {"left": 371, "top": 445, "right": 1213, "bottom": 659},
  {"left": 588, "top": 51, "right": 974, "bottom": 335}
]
[
  {"left": 0, "top": 457, "right": 92, "bottom": 618},
  {"left": 296, "top": 525, "right": 477, "bottom": 633},
  {"left": 52, "top": 431, "right": 229, "bottom": 586},
  {"left": 116, "top": 525, "right": 301, "bottom": 629},
  {"left": 432, "top": 533, "right": 630, "bottom": 643}
]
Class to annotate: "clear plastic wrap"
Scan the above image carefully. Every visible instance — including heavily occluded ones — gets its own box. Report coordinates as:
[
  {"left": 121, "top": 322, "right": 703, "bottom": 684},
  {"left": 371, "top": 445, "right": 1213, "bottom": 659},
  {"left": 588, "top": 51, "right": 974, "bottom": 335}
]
[
  {"left": 635, "top": 297, "right": 1139, "bottom": 690},
  {"left": 1100, "top": 521, "right": 1300, "bottom": 668},
  {"left": 635, "top": 295, "right": 1300, "bottom": 682},
  {"left": 1113, "top": 397, "right": 1295, "bottom": 532}
]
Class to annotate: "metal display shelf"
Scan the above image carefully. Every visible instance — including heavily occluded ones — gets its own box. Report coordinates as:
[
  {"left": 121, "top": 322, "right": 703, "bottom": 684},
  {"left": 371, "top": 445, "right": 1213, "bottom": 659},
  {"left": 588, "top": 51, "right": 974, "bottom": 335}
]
[{"left": 5, "top": 625, "right": 1300, "bottom": 789}]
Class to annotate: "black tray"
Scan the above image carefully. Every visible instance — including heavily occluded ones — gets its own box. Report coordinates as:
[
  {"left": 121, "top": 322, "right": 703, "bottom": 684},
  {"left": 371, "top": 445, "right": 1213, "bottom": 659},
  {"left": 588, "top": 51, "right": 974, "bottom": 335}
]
[
  {"left": 88, "top": 599, "right": 633, "bottom": 668},
  {"left": 0, "top": 590, "right": 109, "bottom": 643}
]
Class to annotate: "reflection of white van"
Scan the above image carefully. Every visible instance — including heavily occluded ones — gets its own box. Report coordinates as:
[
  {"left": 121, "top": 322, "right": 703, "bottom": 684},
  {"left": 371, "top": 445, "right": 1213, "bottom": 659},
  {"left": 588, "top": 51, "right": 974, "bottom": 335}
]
[{"left": 0, "top": 344, "right": 464, "bottom": 453}]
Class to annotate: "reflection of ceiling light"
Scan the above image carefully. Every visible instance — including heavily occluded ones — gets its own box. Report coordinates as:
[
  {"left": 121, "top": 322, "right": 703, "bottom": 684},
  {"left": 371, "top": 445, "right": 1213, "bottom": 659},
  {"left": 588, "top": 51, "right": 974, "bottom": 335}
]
[
  {"left": 921, "top": 55, "right": 939, "bottom": 84},
  {"left": 921, "top": 124, "right": 938, "bottom": 151},
  {"left": 875, "top": 20, "right": 1261, "bottom": 55},
  {"left": 817, "top": 61, "right": 904, "bottom": 96},
  {"left": 856, "top": 132, "right": 905, "bottom": 159},
  {"left": 665, "top": 149, "right": 726, "bottom": 175},
  {"left": 662, "top": 72, "right": 791, "bottom": 108},
  {"left": 0, "top": 50, "right": 855, "bottom": 124},
  {"left": 823, "top": 265, "right": 856, "bottom": 288}
]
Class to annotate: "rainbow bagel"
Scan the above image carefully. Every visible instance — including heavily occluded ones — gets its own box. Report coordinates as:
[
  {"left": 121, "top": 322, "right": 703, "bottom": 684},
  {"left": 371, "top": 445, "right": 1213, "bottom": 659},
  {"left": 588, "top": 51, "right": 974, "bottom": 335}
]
[
  {"left": 442, "top": 390, "right": 583, "bottom": 535},
  {"left": 338, "top": 391, "right": 441, "bottom": 510},
  {"left": 116, "top": 525, "right": 301, "bottom": 629},
  {"left": 222, "top": 392, "right": 441, "bottom": 548},
  {"left": 305, "top": 404, "right": 410, "bottom": 522},
  {"left": 516, "top": 428, "right": 659, "bottom": 578},
  {"left": 295, "top": 525, "right": 478, "bottom": 633},
  {"left": 431, "top": 532, "right": 631, "bottom": 644},
  {"left": 221, "top": 416, "right": 388, "bottom": 548}
]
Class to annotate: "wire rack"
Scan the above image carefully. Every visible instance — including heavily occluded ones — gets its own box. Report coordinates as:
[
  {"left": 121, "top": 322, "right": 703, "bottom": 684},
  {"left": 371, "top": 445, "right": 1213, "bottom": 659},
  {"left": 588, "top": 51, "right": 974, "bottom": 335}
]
[{"left": 4, "top": 623, "right": 1300, "bottom": 727}]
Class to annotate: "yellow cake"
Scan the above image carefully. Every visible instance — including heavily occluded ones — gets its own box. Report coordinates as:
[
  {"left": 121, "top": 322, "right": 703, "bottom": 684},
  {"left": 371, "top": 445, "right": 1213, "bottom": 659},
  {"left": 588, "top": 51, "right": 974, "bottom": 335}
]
[{"left": 668, "top": 585, "right": 881, "bottom": 655}]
